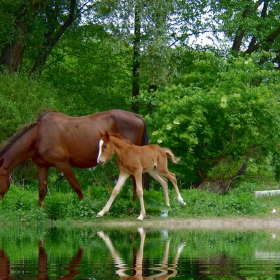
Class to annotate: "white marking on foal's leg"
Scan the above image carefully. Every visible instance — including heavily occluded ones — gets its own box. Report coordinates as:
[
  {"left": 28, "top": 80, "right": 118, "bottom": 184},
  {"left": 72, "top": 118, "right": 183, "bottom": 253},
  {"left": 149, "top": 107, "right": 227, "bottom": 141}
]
[
  {"left": 135, "top": 173, "right": 146, "bottom": 221},
  {"left": 177, "top": 195, "right": 186, "bottom": 206}
]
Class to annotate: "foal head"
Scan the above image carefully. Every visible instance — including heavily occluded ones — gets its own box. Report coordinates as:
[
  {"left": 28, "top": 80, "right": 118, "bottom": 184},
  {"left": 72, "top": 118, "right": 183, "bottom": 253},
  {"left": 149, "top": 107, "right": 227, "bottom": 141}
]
[{"left": 97, "top": 131, "right": 115, "bottom": 165}]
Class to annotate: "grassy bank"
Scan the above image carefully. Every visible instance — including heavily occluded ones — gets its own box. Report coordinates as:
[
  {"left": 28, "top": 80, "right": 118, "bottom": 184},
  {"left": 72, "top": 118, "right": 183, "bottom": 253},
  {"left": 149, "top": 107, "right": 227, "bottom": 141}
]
[{"left": 1, "top": 168, "right": 280, "bottom": 224}]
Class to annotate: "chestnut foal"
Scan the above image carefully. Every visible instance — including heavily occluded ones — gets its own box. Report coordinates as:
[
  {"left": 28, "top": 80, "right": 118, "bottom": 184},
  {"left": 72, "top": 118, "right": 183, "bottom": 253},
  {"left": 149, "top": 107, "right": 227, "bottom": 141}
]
[{"left": 97, "top": 131, "right": 186, "bottom": 221}]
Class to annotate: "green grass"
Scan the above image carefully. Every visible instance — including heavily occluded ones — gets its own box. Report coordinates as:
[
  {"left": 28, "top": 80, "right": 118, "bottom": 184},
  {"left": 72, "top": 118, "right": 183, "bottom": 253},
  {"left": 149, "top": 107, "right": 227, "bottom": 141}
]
[{"left": 0, "top": 174, "right": 280, "bottom": 223}]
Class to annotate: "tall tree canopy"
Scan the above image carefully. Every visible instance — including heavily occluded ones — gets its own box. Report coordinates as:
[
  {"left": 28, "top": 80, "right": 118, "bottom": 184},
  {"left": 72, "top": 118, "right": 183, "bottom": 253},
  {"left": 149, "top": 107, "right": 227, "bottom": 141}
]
[{"left": 1, "top": 0, "right": 280, "bottom": 191}]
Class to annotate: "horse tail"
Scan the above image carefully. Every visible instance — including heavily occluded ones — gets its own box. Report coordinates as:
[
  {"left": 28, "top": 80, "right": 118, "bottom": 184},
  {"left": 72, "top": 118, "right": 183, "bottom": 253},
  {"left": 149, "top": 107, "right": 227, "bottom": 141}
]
[
  {"left": 135, "top": 114, "right": 149, "bottom": 146},
  {"left": 163, "top": 148, "right": 180, "bottom": 164}
]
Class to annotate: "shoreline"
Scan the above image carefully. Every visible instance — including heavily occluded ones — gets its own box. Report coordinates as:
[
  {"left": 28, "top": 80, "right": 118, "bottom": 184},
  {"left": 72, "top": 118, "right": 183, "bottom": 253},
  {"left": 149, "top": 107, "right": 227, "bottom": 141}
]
[{"left": 72, "top": 217, "right": 280, "bottom": 231}]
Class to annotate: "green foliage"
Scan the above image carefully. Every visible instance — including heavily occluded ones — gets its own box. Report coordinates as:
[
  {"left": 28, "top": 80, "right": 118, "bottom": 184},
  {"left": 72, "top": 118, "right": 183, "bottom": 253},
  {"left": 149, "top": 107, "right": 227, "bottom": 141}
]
[
  {"left": 3, "top": 224, "right": 280, "bottom": 279},
  {"left": 0, "top": 72, "right": 62, "bottom": 142},
  {"left": 138, "top": 54, "right": 280, "bottom": 186},
  {"left": 207, "top": 156, "right": 244, "bottom": 181},
  {"left": 0, "top": 175, "right": 280, "bottom": 222},
  {"left": 42, "top": 25, "right": 132, "bottom": 115}
]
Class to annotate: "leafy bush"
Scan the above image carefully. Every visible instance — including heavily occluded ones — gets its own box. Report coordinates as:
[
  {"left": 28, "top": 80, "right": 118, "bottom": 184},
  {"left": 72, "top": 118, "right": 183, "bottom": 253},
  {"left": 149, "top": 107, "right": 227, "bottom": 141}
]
[
  {"left": 138, "top": 54, "right": 280, "bottom": 187},
  {"left": 0, "top": 72, "right": 62, "bottom": 142}
]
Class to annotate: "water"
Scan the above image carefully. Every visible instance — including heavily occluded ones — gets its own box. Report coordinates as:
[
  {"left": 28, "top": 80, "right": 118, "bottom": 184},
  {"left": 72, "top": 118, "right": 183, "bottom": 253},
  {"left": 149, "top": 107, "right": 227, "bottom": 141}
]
[{"left": 0, "top": 225, "right": 280, "bottom": 279}]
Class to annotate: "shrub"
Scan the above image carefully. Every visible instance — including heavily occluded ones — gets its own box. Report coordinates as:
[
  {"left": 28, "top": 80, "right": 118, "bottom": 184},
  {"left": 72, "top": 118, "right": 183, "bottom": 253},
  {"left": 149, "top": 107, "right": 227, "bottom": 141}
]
[
  {"left": 0, "top": 72, "right": 61, "bottom": 142},
  {"left": 138, "top": 54, "right": 280, "bottom": 188}
]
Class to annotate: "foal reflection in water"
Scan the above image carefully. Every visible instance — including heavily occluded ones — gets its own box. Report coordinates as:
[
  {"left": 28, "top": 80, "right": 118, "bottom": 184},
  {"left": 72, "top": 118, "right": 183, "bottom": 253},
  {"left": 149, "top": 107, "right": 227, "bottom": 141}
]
[
  {"left": 98, "top": 228, "right": 185, "bottom": 279},
  {"left": 97, "top": 131, "right": 186, "bottom": 220}
]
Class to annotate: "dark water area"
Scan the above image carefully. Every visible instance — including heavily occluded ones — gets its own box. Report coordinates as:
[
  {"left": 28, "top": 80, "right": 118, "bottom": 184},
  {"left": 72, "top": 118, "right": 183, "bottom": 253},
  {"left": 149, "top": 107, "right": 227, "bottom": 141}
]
[{"left": 0, "top": 224, "right": 280, "bottom": 279}]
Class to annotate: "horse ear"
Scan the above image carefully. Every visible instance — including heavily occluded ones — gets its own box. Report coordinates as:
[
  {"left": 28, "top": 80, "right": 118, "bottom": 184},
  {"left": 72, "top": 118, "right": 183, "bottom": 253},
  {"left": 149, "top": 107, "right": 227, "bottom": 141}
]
[
  {"left": 0, "top": 158, "right": 3, "bottom": 167},
  {"left": 98, "top": 130, "right": 104, "bottom": 137},
  {"left": 105, "top": 130, "right": 110, "bottom": 140}
]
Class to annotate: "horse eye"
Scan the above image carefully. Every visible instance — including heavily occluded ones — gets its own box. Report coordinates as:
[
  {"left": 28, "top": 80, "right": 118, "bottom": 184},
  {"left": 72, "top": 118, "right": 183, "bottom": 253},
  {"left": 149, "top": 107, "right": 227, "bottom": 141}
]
[{"left": 103, "top": 145, "right": 107, "bottom": 148}]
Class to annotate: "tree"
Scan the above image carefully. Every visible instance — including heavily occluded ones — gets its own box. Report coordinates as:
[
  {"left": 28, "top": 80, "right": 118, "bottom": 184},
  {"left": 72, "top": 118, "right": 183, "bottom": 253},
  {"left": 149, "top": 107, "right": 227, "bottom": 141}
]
[
  {"left": 42, "top": 24, "right": 133, "bottom": 115},
  {"left": 0, "top": 0, "right": 101, "bottom": 76},
  {"left": 210, "top": 0, "right": 280, "bottom": 64},
  {"left": 132, "top": 0, "right": 141, "bottom": 112},
  {"left": 0, "top": 1, "right": 43, "bottom": 73}
]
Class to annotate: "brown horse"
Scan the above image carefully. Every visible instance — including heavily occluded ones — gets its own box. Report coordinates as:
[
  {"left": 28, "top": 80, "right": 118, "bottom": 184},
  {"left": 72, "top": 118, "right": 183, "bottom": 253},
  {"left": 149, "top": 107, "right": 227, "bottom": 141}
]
[
  {"left": 0, "top": 110, "right": 148, "bottom": 206},
  {"left": 97, "top": 131, "right": 186, "bottom": 221}
]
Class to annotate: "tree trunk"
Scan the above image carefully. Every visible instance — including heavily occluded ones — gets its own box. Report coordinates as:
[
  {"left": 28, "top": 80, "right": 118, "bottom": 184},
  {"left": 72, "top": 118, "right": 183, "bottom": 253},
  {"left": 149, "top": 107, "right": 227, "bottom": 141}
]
[
  {"left": 198, "top": 158, "right": 247, "bottom": 194},
  {"left": 30, "top": 0, "right": 77, "bottom": 76},
  {"left": 0, "top": 20, "right": 27, "bottom": 73},
  {"left": 132, "top": 0, "right": 141, "bottom": 113},
  {"left": 0, "top": 2, "right": 43, "bottom": 73}
]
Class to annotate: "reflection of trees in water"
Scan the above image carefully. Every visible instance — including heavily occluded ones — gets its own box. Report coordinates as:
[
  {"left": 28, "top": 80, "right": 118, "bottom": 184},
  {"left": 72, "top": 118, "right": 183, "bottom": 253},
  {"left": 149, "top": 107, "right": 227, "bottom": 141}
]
[
  {"left": 0, "top": 240, "right": 83, "bottom": 280},
  {"left": 97, "top": 227, "right": 185, "bottom": 279},
  {"left": 198, "top": 253, "right": 246, "bottom": 279},
  {"left": 0, "top": 229, "right": 277, "bottom": 279}
]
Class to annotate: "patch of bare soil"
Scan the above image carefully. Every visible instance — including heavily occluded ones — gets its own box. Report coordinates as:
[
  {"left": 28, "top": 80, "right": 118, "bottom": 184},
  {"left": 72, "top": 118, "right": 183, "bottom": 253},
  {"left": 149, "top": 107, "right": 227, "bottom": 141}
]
[{"left": 89, "top": 217, "right": 280, "bottom": 231}]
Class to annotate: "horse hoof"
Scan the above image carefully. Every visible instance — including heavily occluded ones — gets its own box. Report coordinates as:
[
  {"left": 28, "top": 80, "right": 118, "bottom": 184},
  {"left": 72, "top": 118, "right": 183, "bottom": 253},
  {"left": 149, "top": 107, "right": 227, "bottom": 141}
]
[{"left": 96, "top": 213, "right": 103, "bottom": 218}]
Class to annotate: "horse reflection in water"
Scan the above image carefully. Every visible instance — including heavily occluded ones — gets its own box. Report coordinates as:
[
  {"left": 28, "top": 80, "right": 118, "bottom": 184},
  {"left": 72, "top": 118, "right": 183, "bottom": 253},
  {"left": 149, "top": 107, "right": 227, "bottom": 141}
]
[
  {"left": 38, "top": 240, "right": 84, "bottom": 280},
  {"left": 97, "top": 228, "right": 185, "bottom": 279},
  {"left": 0, "top": 248, "right": 12, "bottom": 280},
  {"left": 0, "top": 240, "right": 83, "bottom": 279}
]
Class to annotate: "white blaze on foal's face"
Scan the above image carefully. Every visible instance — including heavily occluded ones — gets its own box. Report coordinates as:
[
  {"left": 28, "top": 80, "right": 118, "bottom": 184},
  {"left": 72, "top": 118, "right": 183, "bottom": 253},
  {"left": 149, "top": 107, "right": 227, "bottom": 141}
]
[{"left": 97, "top": 139, "right": 105, "bottom": 164}]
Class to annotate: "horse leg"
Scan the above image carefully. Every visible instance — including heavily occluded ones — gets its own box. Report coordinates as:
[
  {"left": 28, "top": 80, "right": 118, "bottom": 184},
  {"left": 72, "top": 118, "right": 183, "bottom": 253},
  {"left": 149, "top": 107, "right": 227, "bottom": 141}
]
[
  {"left": 55, "top": 163, "right": 84, "bottom": 200},
  {"left": 134, "top": 171, "right": 146, "bottom": 221},
  {"left": 132, "top": 175, "right": 137, "bottom": 201},
  {"left": 0, "top": 161, "right": 10, "bottom": 199},
  {"left": 97, "top": 172, "right": 130, "bottom": 218},
  {"left": 160, "top": 170, "right": 186, "bottom": 206},
  {"left": 148, "top": 170, "right": 170, "bottom": 206},
  {"left": 37, "top": 166, "right": 49, "bottom": 207}
]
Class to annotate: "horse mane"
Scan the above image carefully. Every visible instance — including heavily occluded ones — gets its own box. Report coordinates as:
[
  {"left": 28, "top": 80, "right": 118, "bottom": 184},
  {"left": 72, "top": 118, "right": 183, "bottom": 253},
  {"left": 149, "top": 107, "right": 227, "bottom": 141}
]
[
  {"left": 109, "top": 132, "right": 133, "bottom": 144},
  {"left": 0, "top": 110, "right": 51, "bottom": 157}
]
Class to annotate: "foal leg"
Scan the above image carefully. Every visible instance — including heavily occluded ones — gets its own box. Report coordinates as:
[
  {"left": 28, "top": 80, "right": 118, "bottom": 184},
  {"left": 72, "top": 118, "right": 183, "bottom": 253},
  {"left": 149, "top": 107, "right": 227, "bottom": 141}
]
[
  {"left": 134, "top": 171, "right": 146, "bottom": 221},
  {"left": 97, "top": 172, "right": 130, "bottom": 218},
  {"left": 161, "top": 170, "right": 186, "bottom": 206},
  {"left": 148, "top": 169, "right": 170, "bottom": 206}
]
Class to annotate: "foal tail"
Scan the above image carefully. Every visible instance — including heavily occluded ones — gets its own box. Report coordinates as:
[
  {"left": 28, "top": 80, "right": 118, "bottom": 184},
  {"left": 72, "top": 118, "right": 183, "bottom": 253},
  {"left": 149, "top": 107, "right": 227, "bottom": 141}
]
[{"left": 163, "top": 148, "right": 180, "bottom": 164}]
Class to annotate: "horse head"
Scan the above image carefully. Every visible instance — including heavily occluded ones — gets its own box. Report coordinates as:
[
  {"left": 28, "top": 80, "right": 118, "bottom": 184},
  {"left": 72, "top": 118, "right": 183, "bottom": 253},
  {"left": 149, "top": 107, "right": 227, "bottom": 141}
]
[
  {"left": 97, "top": 130, "right": 115, "bottom": 165},
  {"left": 0, "top": 158, "right": 10, "bottom": 199}
]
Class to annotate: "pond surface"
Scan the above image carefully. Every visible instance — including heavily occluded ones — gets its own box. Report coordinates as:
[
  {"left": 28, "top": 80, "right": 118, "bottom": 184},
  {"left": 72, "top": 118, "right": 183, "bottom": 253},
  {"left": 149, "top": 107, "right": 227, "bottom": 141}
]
[{"left": 0, "top": 223, "right": 280, "bottom": 279}]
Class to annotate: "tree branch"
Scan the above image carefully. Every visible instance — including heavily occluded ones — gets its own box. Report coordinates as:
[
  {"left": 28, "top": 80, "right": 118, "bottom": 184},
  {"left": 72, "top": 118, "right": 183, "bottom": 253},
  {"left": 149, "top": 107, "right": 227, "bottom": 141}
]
[
  {"left": 231, "top": 0, "right": 265, "bottom": 52},
  {"left": 245, "top": 25, "right": 280, "bottom": 54}
]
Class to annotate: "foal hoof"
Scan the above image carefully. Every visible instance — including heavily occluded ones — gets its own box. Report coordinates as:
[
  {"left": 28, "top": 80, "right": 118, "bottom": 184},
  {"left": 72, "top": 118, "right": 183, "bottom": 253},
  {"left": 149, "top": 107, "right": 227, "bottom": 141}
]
[{"left": 96, "top": 213, "right": 103, "bottom": 218}]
